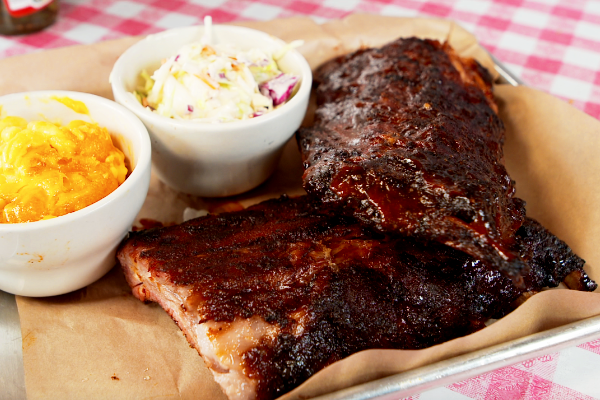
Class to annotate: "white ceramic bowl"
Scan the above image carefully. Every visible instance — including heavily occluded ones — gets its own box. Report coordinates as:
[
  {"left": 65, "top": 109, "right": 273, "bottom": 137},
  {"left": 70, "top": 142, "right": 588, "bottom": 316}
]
[
  {"left": 0, "top": 91, "right": 151, "bottom": 297},
  {"left": 110, "top": 24, "right": 312, "bottom": 197}
]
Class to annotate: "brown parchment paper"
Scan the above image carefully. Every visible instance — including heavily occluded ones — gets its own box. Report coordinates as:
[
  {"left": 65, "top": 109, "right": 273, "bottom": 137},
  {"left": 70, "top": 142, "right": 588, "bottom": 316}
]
[{"left": 4, "top": 15, "right": 599, "bottom": 400}]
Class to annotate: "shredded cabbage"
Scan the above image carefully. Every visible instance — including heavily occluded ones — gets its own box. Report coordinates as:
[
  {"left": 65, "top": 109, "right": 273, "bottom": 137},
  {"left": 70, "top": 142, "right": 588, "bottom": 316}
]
[{"left": 134, "top": 37, "right": 301, "bottom": 123}]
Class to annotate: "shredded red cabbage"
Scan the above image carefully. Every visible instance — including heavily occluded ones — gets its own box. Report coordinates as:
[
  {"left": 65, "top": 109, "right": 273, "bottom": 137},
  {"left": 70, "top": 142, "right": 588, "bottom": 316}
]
[{"left": 259, "top": 73, "right": 299, "bottom": 106}]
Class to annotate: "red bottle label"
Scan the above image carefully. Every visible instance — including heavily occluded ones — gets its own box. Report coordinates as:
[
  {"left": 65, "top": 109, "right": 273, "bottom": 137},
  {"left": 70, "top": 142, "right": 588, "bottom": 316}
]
[{"left": 4, "top": 0, "right": 53, "bottom": 17}]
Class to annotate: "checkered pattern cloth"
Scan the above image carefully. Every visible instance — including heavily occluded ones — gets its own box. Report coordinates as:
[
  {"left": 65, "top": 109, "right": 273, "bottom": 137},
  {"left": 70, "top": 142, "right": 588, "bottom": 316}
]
[
  {"left": 2, "top": 0, "right": 599, "bottom": 399},
  {"left": 1, "top": 0, "right": 600, "bottom": 118},
  {"left": 406, "top": 341, "right": 600, "bottom": 399}
]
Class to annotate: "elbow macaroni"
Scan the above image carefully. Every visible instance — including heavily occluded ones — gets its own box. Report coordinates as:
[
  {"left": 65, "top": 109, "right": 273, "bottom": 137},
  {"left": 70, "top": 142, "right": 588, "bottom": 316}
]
[{"left": 0, "top": 117, "right": 128, "bottom": 223}]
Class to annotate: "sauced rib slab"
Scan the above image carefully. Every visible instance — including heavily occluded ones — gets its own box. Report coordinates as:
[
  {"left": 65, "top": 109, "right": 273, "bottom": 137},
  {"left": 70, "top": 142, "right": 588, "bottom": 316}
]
[
  {"left": 297, "top": 38, "right": 527, "bottom": 279},
  {"left": 117, "top": 196, "right": 595, "bottom": 400}
]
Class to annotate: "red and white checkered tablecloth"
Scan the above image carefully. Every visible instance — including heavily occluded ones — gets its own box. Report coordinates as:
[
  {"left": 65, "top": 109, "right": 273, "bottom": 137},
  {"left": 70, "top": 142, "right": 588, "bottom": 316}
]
[
  {"left": 2, "top": 0, "right": 600, "bottom": 119},
  {"left": 410, "top": 343, "right": 600, "bottom": 399},
  {"left": 2, "top": 1, "right": 599, "bottom": 399}
]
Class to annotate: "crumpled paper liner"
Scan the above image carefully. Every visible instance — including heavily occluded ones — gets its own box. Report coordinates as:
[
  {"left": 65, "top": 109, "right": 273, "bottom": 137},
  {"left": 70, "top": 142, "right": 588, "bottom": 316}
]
[{"left": 3, "top": 14, "right": 599, "bottom": 400}]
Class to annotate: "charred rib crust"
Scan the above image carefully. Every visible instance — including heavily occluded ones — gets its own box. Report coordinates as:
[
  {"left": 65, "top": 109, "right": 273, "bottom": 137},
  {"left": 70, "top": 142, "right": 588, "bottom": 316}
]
[
  {"left": 117, "top": 195, "right": 594, "bottom": 400},
  {"left": 516, "top": 218, "right": 597, "bottom": 291},
  {"left": 297, "top": 37, "right": 527, "bottom": 277}
]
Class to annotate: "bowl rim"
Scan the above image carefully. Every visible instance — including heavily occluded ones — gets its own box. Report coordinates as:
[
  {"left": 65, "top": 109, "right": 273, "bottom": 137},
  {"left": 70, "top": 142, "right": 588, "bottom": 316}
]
[
  {"left": 0, "top": 90, "right": 152, "bottom": 232},
  {"left": 109, "top": 24, "right": 313, "bottom": 132}
]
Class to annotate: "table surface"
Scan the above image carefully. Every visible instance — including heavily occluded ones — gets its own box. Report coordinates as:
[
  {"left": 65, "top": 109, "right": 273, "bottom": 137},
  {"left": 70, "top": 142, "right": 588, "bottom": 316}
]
[{"left": 1, "top": 0, "right": 600, "bottom": 399}]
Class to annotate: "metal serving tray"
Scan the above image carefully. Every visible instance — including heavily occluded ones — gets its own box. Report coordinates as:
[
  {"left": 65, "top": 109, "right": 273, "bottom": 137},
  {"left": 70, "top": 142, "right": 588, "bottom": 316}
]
[
  {"left": 0, "top": 289, "right": 26, "bottom": 400},
  {"left": 1, "top": 59, "right": 598, "bottom": 400}
]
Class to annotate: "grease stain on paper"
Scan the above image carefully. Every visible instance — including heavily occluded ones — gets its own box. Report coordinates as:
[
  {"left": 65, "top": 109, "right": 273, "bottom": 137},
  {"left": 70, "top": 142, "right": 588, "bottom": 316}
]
[{"left": 22, "top": 331, "right": 36, "bottom": 351}]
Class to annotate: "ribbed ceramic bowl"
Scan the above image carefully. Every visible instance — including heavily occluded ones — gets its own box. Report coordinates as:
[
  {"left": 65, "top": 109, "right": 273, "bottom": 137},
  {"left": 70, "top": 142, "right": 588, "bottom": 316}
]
[
  {"left": 110, "top": 24, "right": 312, "bottom": 197},
  {"left": 0, "top": 91, "right": 151, "bottom": 297}
]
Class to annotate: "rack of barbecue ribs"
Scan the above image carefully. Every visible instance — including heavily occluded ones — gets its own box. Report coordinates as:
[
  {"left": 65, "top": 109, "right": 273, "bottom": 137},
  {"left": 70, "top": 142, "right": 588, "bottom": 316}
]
[
  {"left": 118, "top": 195, "right": 595, "bottom": 400},
  {"left": 297, "top": 37, "right": 530, "bottom": 281},
  {"left": 117, "top": 37, "right": 597, "bottom": 400}
]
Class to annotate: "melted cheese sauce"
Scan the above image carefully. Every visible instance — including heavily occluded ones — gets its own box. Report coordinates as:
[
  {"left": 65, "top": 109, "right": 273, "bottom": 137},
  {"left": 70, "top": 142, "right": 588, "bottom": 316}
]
[
  {"left": 51, "top": 96, "right": 90, "bottom": 115},
  {"left": 0, "top": 116, "right": 128, "bottom": 223}
]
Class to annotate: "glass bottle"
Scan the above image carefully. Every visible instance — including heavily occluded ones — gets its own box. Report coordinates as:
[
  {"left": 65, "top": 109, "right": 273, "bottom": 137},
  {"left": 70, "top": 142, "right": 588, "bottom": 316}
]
[{"left": 0, "top": 0, "right": 59, "bottom": 35}]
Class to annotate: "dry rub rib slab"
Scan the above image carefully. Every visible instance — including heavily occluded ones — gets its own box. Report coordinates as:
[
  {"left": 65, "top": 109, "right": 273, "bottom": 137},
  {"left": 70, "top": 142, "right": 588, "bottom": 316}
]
[
  {"left": 297, "top": 37, "right": 530, "bottom": 280},
  {"left": 117, "top": 195, "right": 595, "bottom": 400}
]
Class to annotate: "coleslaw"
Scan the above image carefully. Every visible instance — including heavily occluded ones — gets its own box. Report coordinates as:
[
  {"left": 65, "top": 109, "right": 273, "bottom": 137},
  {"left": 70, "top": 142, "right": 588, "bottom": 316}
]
[{"left": 134, "top": 24, "right": 301, "bottom": 123}]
